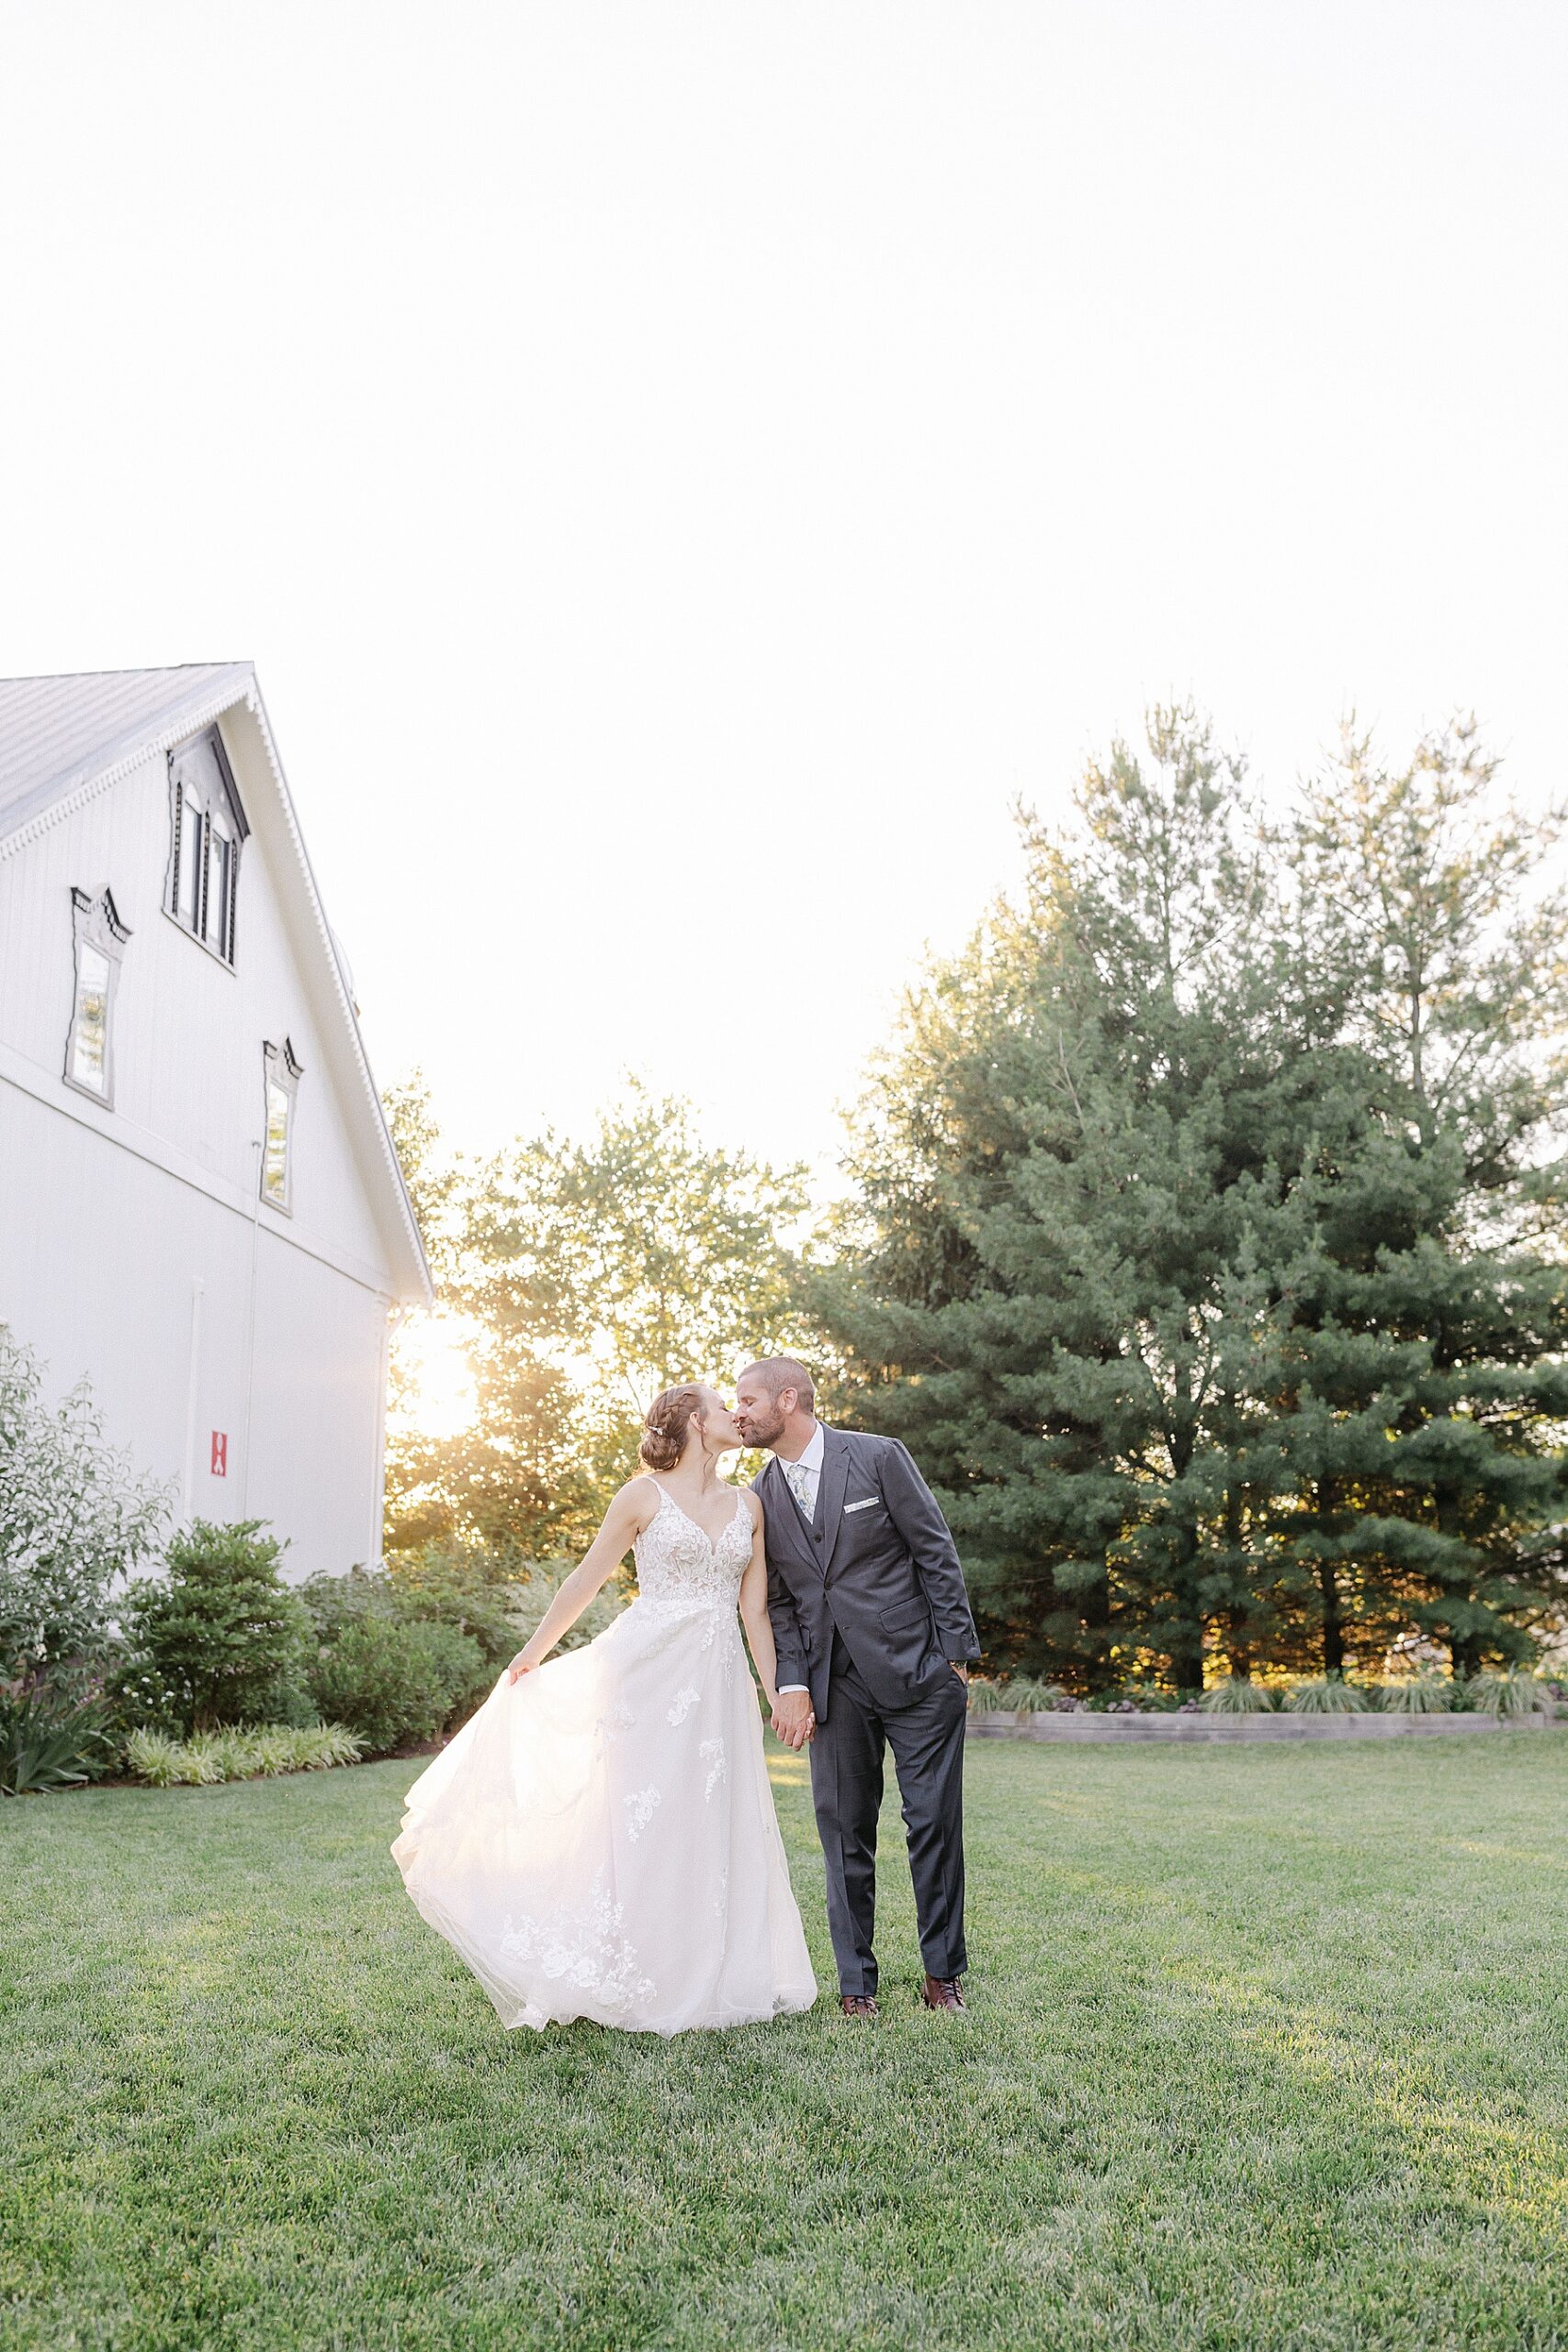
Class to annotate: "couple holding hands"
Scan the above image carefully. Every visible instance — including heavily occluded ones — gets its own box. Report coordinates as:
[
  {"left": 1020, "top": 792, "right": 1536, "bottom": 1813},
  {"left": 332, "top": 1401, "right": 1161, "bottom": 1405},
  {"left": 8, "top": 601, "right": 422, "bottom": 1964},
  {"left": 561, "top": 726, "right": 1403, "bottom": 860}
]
[{"left": 393, "top": 1357, "right": 978, "bottom": 2033}]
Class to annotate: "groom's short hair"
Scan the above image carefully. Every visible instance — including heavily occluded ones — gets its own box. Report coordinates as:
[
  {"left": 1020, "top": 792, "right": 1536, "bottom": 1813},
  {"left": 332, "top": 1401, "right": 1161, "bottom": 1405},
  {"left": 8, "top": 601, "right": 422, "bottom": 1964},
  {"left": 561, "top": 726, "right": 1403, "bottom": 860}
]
[{"left": 741, "top": 1356, "right": 816, "bottom": 1414}]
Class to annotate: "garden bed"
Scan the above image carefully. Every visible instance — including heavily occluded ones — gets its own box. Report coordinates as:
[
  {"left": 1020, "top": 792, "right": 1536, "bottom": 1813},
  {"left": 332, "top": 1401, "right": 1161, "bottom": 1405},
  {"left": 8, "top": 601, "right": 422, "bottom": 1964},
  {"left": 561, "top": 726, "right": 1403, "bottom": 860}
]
[{"left": 967, "top": 1707, "right": 1552, "bottom": 1743}]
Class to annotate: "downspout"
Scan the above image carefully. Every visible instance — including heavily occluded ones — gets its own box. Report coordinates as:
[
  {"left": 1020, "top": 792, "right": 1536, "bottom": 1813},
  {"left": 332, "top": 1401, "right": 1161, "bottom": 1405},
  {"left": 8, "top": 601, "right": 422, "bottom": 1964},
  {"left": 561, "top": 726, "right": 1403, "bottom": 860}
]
[
  {"left": 181, "top": 1276, "right": 204, "bottom": 1523},
  {"left": 239, "top": 1136, "right": 263, "bottom": 1512},
  {"left": 370, "top": 1298, "right": 402, "bottom": 1569}
]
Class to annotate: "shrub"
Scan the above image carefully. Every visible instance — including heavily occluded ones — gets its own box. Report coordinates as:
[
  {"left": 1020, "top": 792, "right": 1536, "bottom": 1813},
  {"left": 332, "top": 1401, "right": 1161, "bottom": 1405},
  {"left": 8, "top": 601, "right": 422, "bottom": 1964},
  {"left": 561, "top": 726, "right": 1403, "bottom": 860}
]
[
  {"left": 243, "top": 1676, "right": 321, "bottom": 1730},
  {"left": 297, "top": 1566, "right": 391, "bottom": 1645},
  {"left": 1200, "top": 1679, "right": 1276, "bottom": 1713},
  {"left": 100, "top": 1657, "right": 192, "bottom": 1742},
  {"left": 1104, "top": 1682, "right": 1181, "bottom": 1713},
  {"left": 383, "top": 1543, "right": 523, "bottom": 1668},
  {"left": 1283, "top": 1674, "right": 1371, "bottom": 1714},
  {"left": 299, "top": 1556, "right": 505, "bottom": 1735},
  {"left": 119, "top": 1521, "right": 310, "bottom": 1734},
  {"left": 965, "top": 1679, "right": 1010, "bottom": 1713},
  {"left": 1377, "top": 1673, "right": 1456, "bottom": 1713},
  {"left": 0, "top": 1326, "right": 171, "bottom": 1677},
  {"left": 1465, "top": 1668, "right": 1552, "bottom": 1718},
  {"left": 126, "top": 1723, "right": 362, "bottom": 1787},
  {"left": 0, "top": 1679, "right": 114, "bottom": 1794},
  {"left": 303, "top": 1615, "right": 485, "bottom": 1755}
]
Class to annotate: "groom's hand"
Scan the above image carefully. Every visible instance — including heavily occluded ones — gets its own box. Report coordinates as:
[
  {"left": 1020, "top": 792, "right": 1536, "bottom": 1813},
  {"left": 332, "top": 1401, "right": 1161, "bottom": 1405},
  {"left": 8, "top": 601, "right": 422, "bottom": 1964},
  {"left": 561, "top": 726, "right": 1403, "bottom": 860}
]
[{"left": 771, "top": 1690, "right": 815, "bottom": 1749}]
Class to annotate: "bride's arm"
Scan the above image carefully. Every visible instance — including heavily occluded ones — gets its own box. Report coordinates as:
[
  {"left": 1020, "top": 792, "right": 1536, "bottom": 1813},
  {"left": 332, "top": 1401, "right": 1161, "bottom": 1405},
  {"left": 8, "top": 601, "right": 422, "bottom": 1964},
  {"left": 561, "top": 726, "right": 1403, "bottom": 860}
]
[
  {"left": 507, "top": 1482, "right": 655, "bottom": 1680},
  {"left": 738, "top": 1498, "right": 808, "bottom": 1732}
]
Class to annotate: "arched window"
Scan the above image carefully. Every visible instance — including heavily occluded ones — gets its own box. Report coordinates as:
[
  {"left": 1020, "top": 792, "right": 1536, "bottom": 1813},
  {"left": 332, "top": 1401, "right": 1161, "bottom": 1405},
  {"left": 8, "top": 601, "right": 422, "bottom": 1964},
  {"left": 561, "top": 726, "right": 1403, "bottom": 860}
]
[
  {"left": 261, "top": 1038, "right": 303, "bottom": 1213},
  {"left": 167, "top": 726, "right": 247, "bottom": 965},
  {"left": 64, "top": 887, "right": 130, "bottom": 1106}
]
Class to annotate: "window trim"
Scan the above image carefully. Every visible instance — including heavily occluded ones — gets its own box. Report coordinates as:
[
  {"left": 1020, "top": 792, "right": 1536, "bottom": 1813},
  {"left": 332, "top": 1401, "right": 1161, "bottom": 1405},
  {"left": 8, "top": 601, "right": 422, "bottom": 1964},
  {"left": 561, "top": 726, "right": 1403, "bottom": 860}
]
[
  {"left": 260, "top": 1036, "right": 303, "bottom": 1216},
  {"left": 63, "top": 886, "right": 130, "bottom": 1109},
  {"left": 164, "top": 725, "right": 248, "bottom": 969}
]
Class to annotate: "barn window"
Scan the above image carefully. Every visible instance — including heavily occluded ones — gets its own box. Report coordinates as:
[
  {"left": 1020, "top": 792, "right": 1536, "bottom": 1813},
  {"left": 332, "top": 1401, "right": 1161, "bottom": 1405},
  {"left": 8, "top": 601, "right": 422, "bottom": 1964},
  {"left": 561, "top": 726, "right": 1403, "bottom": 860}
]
[
  {"left": 64, "top": 887, "right": 130, "bottom": 1106},
  {"left": 167, "top": 726, "right": 247, "bottom": 965},
  {"left": 261, "top": 1038, "right": 303, "bottom": 1212}
]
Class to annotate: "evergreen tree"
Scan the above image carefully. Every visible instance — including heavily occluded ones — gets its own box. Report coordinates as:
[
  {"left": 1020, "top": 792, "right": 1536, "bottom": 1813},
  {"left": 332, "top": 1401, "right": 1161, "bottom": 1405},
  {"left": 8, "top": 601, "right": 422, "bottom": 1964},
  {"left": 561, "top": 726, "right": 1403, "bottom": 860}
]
[
  {"left": 823, "top": 708, "right": 1328, "bottom": 1686},
  {"left": 1266, "top": 723, "right": 1568, "bottom": 1672},
  {"left": 119, "top": 1520, "right": 310, "bottom": 1734},
  {"left": 820, "top": 710, "right": 1568, "bottom": 1686}
]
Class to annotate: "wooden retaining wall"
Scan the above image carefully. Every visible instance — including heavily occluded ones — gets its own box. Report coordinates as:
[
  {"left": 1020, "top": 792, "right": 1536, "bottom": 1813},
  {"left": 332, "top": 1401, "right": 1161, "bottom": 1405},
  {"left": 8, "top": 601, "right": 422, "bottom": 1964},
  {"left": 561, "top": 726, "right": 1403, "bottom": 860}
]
[{"left": 966, "top": 1709, "right": 1551, "bottom": 1745}]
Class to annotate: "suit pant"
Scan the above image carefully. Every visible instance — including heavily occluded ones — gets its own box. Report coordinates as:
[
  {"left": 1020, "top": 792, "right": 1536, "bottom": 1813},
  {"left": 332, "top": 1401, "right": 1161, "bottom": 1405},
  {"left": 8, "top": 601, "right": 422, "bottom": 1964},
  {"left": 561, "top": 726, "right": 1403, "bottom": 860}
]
[{"left": 808, "top": 1632, "right": 969, "bottom": 1996}]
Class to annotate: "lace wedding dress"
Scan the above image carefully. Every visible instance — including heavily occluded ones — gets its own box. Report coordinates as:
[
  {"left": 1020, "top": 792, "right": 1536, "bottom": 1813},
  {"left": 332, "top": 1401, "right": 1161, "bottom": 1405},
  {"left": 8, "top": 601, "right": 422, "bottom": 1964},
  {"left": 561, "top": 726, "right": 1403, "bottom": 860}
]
[{"left": 391, "top": 1486, "right": 818, "bottom": 2034}]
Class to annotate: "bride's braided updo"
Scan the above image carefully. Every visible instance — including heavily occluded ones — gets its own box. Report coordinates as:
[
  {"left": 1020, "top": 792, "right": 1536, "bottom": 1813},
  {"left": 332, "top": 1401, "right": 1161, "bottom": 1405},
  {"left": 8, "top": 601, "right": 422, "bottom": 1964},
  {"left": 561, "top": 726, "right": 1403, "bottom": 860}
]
[{"left": 639, "top": 1385, "right": 705, "bottom": 1473}]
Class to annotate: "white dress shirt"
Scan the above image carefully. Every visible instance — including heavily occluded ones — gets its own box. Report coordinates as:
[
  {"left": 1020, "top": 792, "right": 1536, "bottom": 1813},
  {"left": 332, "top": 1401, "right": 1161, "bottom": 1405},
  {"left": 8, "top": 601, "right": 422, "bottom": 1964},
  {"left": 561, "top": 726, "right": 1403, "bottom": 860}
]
[
  {"left": 780, "top": 1420, "right": 826, "bottom": 1520},
  {"left": 775, "top": 1421, "right": 825, "bottom": 1696}
]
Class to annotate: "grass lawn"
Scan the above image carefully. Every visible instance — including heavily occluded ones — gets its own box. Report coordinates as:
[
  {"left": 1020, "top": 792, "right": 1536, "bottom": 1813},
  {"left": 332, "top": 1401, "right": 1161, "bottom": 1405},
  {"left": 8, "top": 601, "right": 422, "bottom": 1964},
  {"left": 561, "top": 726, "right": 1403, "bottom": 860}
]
[{"left": 4, "top": 1736, "right": 1568, "bottom": 2352}]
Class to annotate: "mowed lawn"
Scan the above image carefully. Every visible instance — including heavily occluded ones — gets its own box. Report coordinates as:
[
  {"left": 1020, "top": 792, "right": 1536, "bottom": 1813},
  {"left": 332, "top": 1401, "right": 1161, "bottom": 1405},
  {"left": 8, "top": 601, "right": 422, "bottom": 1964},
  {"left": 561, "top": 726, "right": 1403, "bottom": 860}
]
[{"left": 5, "top": 1737, "right": 1568, "bottom": 2352}]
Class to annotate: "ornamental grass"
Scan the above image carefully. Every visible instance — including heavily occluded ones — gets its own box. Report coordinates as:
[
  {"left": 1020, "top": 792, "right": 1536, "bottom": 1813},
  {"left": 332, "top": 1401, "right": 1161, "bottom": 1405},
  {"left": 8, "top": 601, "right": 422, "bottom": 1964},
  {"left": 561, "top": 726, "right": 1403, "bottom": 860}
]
[
  {"left": 1376, "top": 1673, "right": 1457, "bottom": 1713},
  {"left": 1464, "top": 1669, "right": 1554, "bottom": 1719},
  {"left": 125, "top": 1723, "right": 363, "bottom": 1787},
  {"left": 1198, "top": 1679, "right": 1276, "bottom": 1714},
  {"left": 1000, "top": 1679, "right": 1076, "bottom": 1713},
  {"left": 1282, "top": 1674, "right": 1371, "bottom": 1714}
]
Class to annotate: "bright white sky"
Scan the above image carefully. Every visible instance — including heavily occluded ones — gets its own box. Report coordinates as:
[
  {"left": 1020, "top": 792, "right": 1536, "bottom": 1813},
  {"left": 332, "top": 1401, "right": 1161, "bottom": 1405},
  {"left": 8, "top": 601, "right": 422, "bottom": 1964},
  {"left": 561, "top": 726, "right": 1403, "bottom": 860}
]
[{"left": 2, "top": 2, "right": 1563, "bottom": 1190}]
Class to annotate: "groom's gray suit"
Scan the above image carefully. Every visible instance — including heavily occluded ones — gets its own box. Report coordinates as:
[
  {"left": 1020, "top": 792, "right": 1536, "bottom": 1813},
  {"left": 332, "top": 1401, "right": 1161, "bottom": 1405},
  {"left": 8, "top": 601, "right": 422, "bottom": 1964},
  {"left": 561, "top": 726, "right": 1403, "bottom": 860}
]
[{"left": 755, "top": 1426, "right": 980, "bottom": 1996}]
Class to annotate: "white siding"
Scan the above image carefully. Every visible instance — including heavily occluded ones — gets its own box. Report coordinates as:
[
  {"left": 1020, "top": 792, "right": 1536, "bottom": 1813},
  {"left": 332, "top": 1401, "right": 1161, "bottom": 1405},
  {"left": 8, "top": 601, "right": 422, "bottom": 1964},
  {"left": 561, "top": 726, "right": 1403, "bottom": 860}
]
[{"left": 0, "top": 702, "right": 406, "bottom": 1581}]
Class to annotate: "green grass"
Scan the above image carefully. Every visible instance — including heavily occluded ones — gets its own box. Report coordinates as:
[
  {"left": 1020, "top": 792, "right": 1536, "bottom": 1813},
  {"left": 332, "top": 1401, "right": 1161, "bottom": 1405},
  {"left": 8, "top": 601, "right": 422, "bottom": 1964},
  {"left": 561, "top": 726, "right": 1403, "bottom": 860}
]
[{"left": 5, "top": 1738, "right": 1568, "bottom": 2351}]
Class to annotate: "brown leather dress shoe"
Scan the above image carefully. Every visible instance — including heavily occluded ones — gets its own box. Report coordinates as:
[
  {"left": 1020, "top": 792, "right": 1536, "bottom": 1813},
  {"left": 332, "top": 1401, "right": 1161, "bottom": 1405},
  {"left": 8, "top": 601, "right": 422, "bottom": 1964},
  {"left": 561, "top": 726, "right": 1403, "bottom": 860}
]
[
  {"left": 840, "top": 1993, "right": 880, "bottom": 2018},
  {"left": 921, "top": 1974, "right": 967, "bottom": 2011}
]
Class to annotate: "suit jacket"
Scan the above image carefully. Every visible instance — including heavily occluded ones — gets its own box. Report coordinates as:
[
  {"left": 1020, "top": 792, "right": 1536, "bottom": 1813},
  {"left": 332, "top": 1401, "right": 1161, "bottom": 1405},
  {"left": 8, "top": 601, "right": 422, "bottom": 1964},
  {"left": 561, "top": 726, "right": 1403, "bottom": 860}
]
[{"left": 755, "top": 1426, "right": 980, "bottom": 1723}]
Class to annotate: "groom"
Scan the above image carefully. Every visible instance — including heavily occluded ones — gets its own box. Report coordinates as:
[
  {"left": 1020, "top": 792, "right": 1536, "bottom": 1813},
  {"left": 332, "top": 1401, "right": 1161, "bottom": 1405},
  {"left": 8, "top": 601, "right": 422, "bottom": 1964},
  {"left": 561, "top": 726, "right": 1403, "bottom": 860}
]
[{"left": 734, "top": 1359, "right": 980, "bottom": 2016}]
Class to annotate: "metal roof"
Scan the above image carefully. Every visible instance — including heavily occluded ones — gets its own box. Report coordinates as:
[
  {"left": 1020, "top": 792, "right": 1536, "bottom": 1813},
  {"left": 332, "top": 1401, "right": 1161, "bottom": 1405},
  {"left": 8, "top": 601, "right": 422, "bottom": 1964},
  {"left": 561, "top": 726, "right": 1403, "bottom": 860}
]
[{"left": 0, "top": 663, "right": 254, "bottom": 843}]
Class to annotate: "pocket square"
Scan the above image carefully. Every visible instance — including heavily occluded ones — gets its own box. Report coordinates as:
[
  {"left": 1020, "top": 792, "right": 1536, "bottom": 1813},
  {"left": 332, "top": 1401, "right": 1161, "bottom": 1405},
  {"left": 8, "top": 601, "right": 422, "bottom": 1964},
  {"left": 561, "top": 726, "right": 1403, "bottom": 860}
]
[{"left": 843, "top": 1497, "right": 878, "bottom": 1513}]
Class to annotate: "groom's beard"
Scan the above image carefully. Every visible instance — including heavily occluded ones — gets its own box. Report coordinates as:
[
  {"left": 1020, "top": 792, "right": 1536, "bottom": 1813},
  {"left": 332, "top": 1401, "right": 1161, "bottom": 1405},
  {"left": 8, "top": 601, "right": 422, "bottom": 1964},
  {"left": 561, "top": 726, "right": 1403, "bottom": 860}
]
[{"left": 737, "top": 1409, "right": 785, "bottom": 1450}]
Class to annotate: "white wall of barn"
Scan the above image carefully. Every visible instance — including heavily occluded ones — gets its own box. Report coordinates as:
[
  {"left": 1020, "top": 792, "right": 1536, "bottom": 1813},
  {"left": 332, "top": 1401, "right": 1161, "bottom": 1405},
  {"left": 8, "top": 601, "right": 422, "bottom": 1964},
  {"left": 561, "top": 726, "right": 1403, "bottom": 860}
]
[{"left": 0, "top": 703, "right": 406, "bottom": 1579}]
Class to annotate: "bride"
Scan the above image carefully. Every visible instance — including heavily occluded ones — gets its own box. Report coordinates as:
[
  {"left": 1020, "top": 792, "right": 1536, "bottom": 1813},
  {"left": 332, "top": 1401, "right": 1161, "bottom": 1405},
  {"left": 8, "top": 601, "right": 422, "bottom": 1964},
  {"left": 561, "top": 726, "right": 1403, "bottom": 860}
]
[{"left": 391, "top": 1383, "right": 818, "bottom": 2034}]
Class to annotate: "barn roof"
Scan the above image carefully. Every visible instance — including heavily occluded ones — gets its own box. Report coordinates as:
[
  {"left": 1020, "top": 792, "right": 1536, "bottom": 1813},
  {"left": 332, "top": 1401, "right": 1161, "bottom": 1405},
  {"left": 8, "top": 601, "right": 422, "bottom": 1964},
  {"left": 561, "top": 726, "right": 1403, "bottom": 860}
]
[
  {"left": 0, "top": 662, "right": 434, "bottom": 1306},
  {"left": 0, "top": 664, "right": 252, "bottom": 841}
]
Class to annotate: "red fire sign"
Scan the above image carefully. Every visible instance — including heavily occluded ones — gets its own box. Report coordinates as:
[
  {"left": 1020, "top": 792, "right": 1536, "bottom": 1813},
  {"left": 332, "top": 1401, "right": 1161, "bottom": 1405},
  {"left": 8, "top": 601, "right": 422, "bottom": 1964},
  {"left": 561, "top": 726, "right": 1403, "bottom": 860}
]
[{"left": 211, "top": 1431, "right": 229, "bottom": 1477}]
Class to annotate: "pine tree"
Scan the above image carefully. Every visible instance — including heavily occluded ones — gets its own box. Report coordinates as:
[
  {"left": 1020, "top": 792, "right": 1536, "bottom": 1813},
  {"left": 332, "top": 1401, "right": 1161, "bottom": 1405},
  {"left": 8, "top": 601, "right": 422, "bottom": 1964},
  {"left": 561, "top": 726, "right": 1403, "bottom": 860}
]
[
  {"left": 120, "top": 1520, "right": 310, "bottom": 1733},
  {"left": 820, "top": 711, "right": 1568, "bottom": 1686},
  {"left": 822, "top": 708, "right": 1337, "bottom": 1687},
  {"left": 1266, "top": 723, "right": 1568, "bottom": 1672}
]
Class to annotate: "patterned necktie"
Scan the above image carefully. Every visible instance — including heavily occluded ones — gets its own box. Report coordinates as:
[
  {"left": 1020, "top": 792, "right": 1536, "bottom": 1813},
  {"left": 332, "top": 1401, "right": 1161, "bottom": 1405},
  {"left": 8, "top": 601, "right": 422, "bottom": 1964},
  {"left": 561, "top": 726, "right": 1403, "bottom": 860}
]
[{"left": 784, "top": 1461, "right": 815, "bottom": 1521}]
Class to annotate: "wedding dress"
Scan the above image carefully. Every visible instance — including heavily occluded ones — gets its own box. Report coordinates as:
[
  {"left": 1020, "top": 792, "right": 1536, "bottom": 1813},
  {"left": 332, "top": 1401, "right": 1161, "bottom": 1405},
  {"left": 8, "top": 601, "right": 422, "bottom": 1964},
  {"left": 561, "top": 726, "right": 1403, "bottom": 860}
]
[{"left": 391, "top": 1485, "right": 818, "bottom": 2034}]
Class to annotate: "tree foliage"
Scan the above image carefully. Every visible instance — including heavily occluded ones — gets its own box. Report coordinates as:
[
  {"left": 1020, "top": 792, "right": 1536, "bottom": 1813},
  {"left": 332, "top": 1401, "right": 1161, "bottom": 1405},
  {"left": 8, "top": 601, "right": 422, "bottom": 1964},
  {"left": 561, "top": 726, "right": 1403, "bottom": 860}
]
[
  {"left": 383, "top": 1077, "right": 807, "bottom": 1561},
  {"left": 818, "top": 708, "right": 1568, "bottom": 1688}
]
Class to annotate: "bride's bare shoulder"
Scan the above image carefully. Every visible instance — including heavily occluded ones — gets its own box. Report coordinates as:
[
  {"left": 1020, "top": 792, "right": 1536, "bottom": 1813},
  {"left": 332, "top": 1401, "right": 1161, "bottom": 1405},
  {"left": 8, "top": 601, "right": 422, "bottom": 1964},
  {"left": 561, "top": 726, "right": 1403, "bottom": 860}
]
[{"left": 607, "top": 1476, "right": 662, "bottom": 1530}]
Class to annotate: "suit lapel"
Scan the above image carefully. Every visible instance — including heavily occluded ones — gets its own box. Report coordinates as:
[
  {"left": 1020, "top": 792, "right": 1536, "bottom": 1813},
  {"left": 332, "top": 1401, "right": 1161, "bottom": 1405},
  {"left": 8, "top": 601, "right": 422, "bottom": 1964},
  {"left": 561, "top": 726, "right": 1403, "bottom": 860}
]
[
  {"left": 819, "top": 1428, "right": 852, "bottom": 1578},
  {"left": 761, "top": 1453, "right": 820, "bottom": 1577}
]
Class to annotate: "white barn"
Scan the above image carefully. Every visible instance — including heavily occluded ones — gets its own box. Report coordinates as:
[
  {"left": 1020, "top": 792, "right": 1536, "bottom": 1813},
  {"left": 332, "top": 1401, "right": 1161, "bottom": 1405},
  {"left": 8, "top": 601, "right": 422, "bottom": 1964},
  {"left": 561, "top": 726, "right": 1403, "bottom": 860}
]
[{"left": 0, "top": 664, "right": 432, "bottom": 1580}]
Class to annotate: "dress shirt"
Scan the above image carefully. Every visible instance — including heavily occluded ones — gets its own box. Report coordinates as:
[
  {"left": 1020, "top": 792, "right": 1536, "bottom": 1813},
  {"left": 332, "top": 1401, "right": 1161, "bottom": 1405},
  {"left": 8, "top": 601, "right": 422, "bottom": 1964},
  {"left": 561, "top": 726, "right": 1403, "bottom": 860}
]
[{"left": 781, "top": 1420, "right": 826, "bottom": 1520}]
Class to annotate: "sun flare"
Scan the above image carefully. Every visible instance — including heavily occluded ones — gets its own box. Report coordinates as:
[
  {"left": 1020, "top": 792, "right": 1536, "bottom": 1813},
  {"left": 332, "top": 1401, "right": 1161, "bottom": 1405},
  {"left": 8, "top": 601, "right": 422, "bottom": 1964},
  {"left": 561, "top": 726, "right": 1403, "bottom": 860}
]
[{"left": 390, "top": 1313, "right": 479, "bottom": 1442}]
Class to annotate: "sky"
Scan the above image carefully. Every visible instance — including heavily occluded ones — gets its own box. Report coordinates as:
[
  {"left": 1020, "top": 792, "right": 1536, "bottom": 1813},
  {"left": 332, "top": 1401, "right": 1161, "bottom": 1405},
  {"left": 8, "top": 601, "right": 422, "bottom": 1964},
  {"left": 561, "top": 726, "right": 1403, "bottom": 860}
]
[{"left": 2, "top": 0, "right": 1564, "bottom": 1192}]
